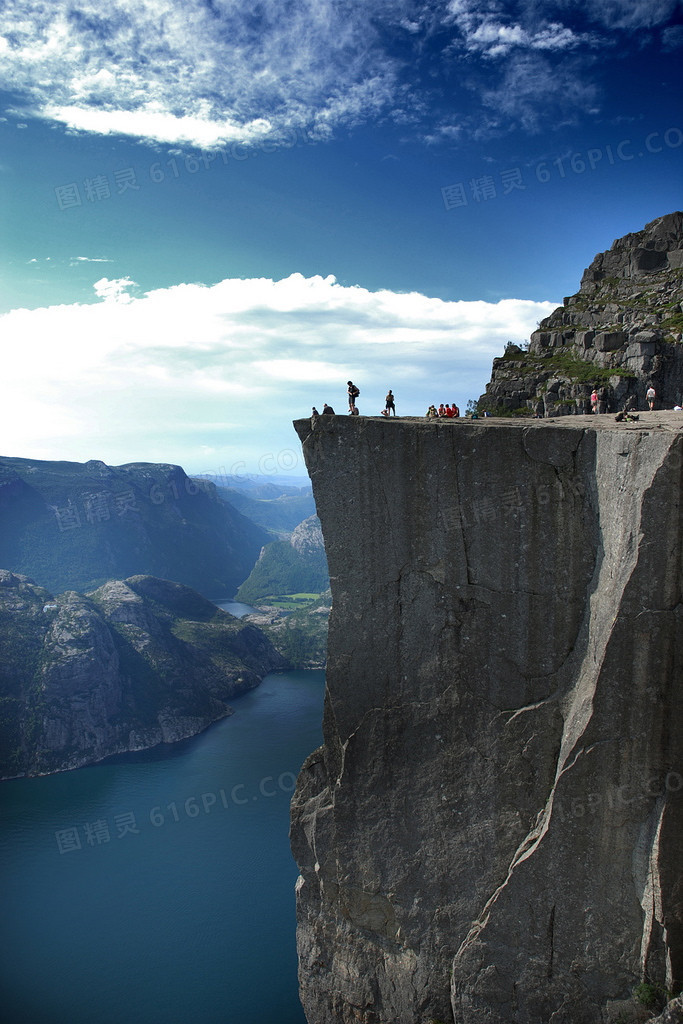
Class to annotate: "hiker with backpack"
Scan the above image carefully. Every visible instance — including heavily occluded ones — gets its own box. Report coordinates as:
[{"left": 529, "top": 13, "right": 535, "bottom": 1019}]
[{"left": 347, "top": 381, "right": 360, "bottom": 413}]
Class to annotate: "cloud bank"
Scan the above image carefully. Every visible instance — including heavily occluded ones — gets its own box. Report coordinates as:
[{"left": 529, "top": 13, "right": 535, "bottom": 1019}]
[{"left": 0, "top": 272, "right": 556, "bottom": 473}]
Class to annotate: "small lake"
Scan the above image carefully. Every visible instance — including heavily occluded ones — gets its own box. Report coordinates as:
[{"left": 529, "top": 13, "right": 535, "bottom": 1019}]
[
  {"left": 215, "top": 599, "right": 259, "bottom": 618},
  {"left": 0, "top": 670, "right": 325, "bottom": 1024}
]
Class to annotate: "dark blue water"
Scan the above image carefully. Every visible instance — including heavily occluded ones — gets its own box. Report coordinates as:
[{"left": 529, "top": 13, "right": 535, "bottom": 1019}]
[{"left": 0, "top": 670, "right": 325, "bottom": 1024}]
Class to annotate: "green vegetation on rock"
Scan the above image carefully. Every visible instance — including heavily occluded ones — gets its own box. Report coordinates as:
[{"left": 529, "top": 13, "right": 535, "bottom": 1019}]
[
  {"left": 236, "top": 516, "right": 329, "bottom": 604},
  {"left": 243, "top": 591, "right": 331, "bottom": 669}
]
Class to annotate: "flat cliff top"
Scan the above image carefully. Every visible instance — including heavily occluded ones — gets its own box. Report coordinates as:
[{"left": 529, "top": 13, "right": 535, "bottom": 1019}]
[{"left": 295, "top": 411, "right": 683, "bottom": 434}]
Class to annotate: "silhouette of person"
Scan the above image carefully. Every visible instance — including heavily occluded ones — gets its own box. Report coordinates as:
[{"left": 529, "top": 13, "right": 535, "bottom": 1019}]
[{"left": 347, "top": 381, "right": 360, "bottom": 411}]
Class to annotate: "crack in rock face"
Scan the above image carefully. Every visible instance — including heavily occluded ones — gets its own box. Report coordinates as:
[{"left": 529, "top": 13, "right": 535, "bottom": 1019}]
[{"left": 290, "top": 414, "right": 682, "bottom": 1024}]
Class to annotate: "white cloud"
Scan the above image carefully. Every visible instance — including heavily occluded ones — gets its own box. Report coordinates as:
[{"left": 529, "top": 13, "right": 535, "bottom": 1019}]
[
  {"left": 0, "top": 0, "right": 403, "bottom": 148},
  {"left": 0, "top": 1, "right": 678, "bottom": 148},
  {"left": 0, "top": 272, "right": 556, "bottom": 472},
  {"left": 463, "top": 17, "right": 583, "bottom": 58},
  {"left": 586, "top": 0, "right": 681, "bottom": 30},
  {"left": 92, "top": 276, "right": 138, "bottom": 303},
  {"left": 480, "top": 53, "right": 599, "bottom": 133},
  {"left": 46, "top": 104, "right": 274, "bottom": 149}
]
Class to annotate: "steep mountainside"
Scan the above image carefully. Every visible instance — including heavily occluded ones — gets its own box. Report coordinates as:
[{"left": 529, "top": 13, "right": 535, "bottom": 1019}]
[
  {"left": 291, "top": 413, "right": 682, "bottom": 1024},
  {"left": 479, "top": 212, "right": 683, "bottom": 416},
  {"left": 235, "top": 515, "right": 329, "bottom": 603},
  {"left": 0, "top": 571, "right": 287, "bottom": 778},
  {"left": 0, "top": 457, "right": 270, "bottom": 596}
]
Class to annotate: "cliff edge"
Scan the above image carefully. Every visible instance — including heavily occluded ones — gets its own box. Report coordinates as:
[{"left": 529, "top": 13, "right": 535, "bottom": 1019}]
[{"left": 291, "top": 413, "right": 682, "bottom": 1024}]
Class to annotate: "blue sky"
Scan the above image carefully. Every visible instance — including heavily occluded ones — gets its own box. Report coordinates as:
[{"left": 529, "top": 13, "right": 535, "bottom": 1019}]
[{"left": 1, "top": 0, "right": 681, "bottom": 476}]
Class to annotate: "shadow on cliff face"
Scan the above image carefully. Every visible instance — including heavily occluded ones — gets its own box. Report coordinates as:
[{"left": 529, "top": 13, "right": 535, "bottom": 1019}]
[{"left": 290, "top": 414, "right": 683, "bottom": 1024}]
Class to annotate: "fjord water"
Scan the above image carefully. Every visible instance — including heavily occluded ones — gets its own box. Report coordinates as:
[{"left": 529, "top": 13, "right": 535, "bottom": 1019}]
[{"left": 0, "top": 669, "right": 325, "bottom": 1024}]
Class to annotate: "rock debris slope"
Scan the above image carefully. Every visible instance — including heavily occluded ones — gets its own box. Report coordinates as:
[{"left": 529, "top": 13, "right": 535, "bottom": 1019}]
[
  {"left": 290, "top": 413, "right": 682, "bottom": 1024},
  {"left": 479, "top": 211, "right": 683, "bottom": 416}
]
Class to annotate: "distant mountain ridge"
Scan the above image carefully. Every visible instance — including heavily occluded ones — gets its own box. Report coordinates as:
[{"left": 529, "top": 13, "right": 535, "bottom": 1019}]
[
  {"left": 216, "top": 484, "right": 316, "bottom": 536},
  {"left": 0, "top": 456, "right": 270, "bottom": 597},
  {"left": 0, "top": 570, "right": 287, "bottom": 778}
]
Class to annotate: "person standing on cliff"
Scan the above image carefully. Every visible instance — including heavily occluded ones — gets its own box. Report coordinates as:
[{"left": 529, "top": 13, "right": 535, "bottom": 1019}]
[
  {"left": 385, "top": 390, "right": 396, "bottom": 416},
  {"left": 590, "top": 389, "right": 598, "bottom": 414},
  {"left": 347, "top": 381, "right": 360, "bottom": 413},
  {"left": 598, "top": 386, "right": 609, "bottom": 414},
  {"left": 646, "top": 385, "right": 656, "bottom": 411}
]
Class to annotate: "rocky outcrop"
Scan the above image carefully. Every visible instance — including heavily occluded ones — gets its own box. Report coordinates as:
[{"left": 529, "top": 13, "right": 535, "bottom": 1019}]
[
  {"left": 653, "top": 996, "right": 683, "bottom": 1023},
  {"left": 0, "top": 456, "right": 270, "bottom": 596},
  {"left": 480, "top": 212, "right": 683, "bottom": 417},
  {"left": 0, "top": 571, "right": 287, "bottom": 778},
  {"left": 290, "top": 413, "right": 682, "bottom": 1024},
  {"left": 290, "top": 516, "right": 326, "bottom": 558},
  {"left": 236, "top": 515, "right": 329, "bottom": 603}
]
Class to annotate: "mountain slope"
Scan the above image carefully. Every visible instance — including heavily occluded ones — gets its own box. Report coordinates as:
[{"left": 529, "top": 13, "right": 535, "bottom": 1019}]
[
  {"left": 216, "top": 485, "right": 316, "bottom": 536},
  {"left": 0, "top": 457, "right": 270, "bottom": 596},
  {"left": 0, "top": 571, "right": 287, "bottom": 778},
  {"left": 235, "top": 515, "right": 329, "bottom": 602}
]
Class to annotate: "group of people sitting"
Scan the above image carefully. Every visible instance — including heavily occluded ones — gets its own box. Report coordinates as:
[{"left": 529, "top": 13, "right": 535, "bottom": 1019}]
[{"left": 426, "top": 403, "right": 460, "bottom": 419}]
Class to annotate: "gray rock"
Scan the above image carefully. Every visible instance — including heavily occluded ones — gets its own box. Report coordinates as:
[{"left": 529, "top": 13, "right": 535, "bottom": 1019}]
[
  {"left": 652, "top": 996, "right": 683, "bottom": 1023},
  {"left": 481, "top": 212, "right": 683, "bottom": 415},
  {"left": 0, "top": 574, "right": 288, "bottom": 777},
  {"left": 290, "top": 516, "right": 325, "bottom": 557},
  {"left": 290, "top": 414, "right": 683, "bottom": 1024}
]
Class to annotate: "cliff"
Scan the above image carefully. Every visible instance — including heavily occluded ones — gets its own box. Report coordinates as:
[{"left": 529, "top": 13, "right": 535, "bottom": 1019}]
[
  {"left": 479, "top": 212, "right": 683, "bottom": 417},
  {"left": 290, "top": 413, "right": 682, "bottom": 1024},
  {"left": 0, "top": 456, "right": 270, "bottom": 596},
  {"left": 0, "top": 571, "right": 287, "bottom": 778}
]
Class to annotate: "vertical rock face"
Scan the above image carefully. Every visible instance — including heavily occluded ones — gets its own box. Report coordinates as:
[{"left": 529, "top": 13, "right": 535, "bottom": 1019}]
[{"left": 290, "top": 414, "right": 682, "bottom": 1024}]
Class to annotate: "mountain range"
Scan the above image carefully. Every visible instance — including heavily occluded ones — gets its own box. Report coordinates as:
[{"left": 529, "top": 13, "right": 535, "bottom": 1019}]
[{"left": 0, "top": 456, "right": 271, "bottom": 597}]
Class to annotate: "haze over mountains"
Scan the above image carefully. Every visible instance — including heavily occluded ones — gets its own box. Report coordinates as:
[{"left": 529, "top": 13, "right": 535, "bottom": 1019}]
[{"left": 0, "top": 457, "right": 271, "bottom": 597}]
